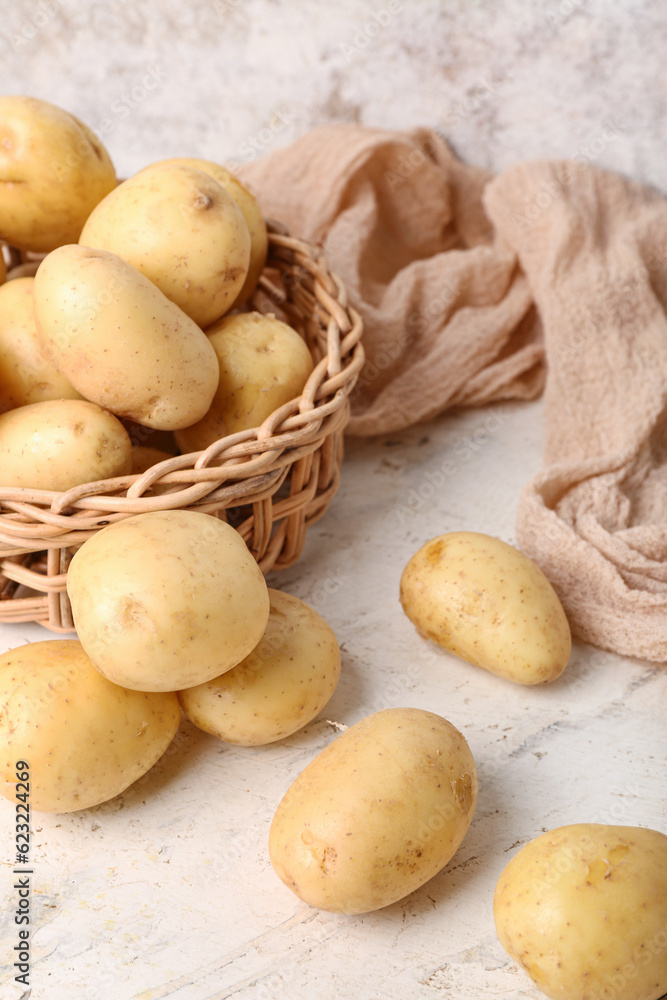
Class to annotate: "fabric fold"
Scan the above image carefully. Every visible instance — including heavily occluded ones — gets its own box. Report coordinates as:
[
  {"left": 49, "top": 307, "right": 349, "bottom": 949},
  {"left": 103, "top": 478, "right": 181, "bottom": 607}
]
[{"left": 242, "top": 126, "right": 667, "bottom": 661}]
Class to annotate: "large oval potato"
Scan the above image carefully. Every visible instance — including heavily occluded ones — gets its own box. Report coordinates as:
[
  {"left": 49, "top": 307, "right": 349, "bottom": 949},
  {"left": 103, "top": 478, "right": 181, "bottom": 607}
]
[
  {"left": 0, "top": 398, "right": 132, "bottom": 490},
  {"left": 494, "top": 824, "right": 667, "bottom": 1000},
  {"left": 0, "top": 640, "right": 180, "bottom": 813},
  {"left": 67, "top": 510, "right": 270, "bottom": 692},
  {"left": 0, "top": 95, "right": 116, "bottom": 252},
  {"left": 269, "top": 707, "right": 478, "bottom": 913},
  {"left": 79, "top": 162, "right": 250, "bottom": 328},
  {"left": 175, "top": 312, "right": 313, "bottom": 454},
  {"left": 152, "top": 157, "right": 268, "bottom": 306},
  {"left": 0, "top": 276, "right": 82, "bottom": 411},
  {"left": 400, "top": 531, "right": 571, "bottom": 684},
  {"left": 179, "top": 588, "right": 340, "bottom": 745},
  {"left": 33, "top": 244, "right": 219, "bottom": 430}
]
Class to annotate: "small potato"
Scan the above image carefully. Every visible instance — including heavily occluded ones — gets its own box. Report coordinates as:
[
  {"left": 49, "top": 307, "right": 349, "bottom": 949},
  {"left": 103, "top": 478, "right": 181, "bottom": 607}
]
[
  {"left": 0, "top": 95, "right": 116, "bottom": 252},
  {"left": 153, "top": 157, "right": 268, "bottom": 306},
  {"left": 494, "top": 824, "right": 667, "bottom": 1000},
  {"left": 79, "top": 162, "right": 251, "bottom": 328},
  {"left": 0, "top": 640, "right": 180, "bottom": 813},
  {"left": 179, "top": 589, "right": 340, "bottom": 745},
  {"left": 67, "top": 510, "right": 270, "bottom": 692},
  {"left": 33, "top": 244, "right": 219, "bottom": 430},
  {"left": 175, "top": 312, "right": 313, "bottom": 454},
  {"left": 131, "top": 445, "right": 176, "bottom": 475},
  {"left": 400, "top": 532, "right": 571, "bottom": 685},
  {"left": 0, "top": 398, "right": 132, "bottom": 490},
  {"left": 269, "top": 707, "right": 477, "bottom": 913},
  {"left": 0, "top": 276, "right": 82, "bottom": 411}
]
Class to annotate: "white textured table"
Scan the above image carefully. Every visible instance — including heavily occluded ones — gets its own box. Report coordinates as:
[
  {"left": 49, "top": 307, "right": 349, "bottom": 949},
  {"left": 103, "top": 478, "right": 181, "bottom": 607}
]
[
  {"left": 1, "top": 399, "right": 665, "bottom": 1000},
  {"left": 1, "top": 2, "right": 666, "bottom": 996}
]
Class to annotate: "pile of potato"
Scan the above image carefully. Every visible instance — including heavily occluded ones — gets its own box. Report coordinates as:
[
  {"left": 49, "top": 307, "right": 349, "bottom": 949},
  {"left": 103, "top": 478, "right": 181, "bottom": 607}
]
[
  {"left": 0, "top": 95, "right": 314, "bottom": 488},
  {"left": 0, "top": 96, "right": 665, "bottom": 1000}
]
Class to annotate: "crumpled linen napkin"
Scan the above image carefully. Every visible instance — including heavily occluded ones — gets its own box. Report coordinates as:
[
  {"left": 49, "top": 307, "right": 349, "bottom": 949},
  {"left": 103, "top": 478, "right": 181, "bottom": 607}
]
[{"left": 242, "top": 125, "right": 667, "bottom": 661}]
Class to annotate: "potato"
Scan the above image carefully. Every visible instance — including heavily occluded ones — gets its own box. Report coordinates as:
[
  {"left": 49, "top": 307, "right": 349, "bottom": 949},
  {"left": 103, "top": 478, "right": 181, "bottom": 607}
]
[
  {"left": 0, "top": 398, "right": 132, "bottom": 491},
  {"left": 400, "top": 531, "right": 571, "bottom": 685},
  {"left": 152, "top": 157, "right": 268, "bottom": 306},
  {"left": 33, "top": 244, "right": 219, "bottom": 430},
  {"left": 175, "top": 312, "right": 313, "bottom": 454},
  {"left": 67, "top": 510, "right": 270, "bottom": 692},
  {"left": 131, "top": 445, "right": 175, "bottom": 475},
  {"left": 79, "top": 162, "right": 251, "bottom": 328},
  {"left": 0, "top": 276, "right": 82, "bottom": 412},
  {"left": 269, "top": 707, "right": 477, "bottom": 913},
  {"left": 0, "top": 95, "right": 116, "bottom": 252},
  {"left": 494, "top": 824, "right": 667, "bottom": 1000},
  {"left": 0, "top": 640, "right": 180, "bottom": 813},
  {"left": 179, "top": 588, "right": 340, "bottom": 745}
]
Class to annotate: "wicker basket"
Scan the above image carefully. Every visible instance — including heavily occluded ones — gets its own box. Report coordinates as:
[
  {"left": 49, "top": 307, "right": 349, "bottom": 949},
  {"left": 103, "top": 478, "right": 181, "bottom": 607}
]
[{"left": 0, "top": 221, "right": 364, "bottom": 632}]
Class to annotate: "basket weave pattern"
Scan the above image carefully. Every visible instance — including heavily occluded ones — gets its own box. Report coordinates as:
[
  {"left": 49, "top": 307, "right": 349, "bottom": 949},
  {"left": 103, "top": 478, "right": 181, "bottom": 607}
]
[{"left": 0, "top": 222, "right": 364, "bottom": 631}]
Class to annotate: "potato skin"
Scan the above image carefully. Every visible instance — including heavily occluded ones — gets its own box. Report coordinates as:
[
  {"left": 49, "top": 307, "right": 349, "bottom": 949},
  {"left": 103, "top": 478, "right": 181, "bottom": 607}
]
[
  {"left": 0, "top": 640, "right": 180, "bottom": 813},
  {"left": 175, "top": 312, "right": 313, "bottom": 454},
  {"left": 67, "top": 510, "right": 270, "bottom": 692},
  {"left": 400, "top": 531, "right": 571, "bottom": 684},
  {"left": 0, "top": 95, "right": 116, "bottom": 252},
  {"left": 178, "top": 588, "right": 340, "bottom": 745},
  {"left": 0, "top": 398, "right": 132, "bottom": 490},
  {"left": 130, "top": 445, "right": 175, "bottom": 475},
  {"left": 269, "top": 707, "right": 477, "bottom": 913},
  {"left": 152, "top": 157, "right": 268, "bottom": 306},
  {"left": 494, "top": 824, "right": 667, "bottom": 1000},
  {"left": 0, "top": 276, "right": 82, "bottom": 411},
  {"left": 79, "top": 163, "right": 251, "bottom": 328},
  {"left": 33, "top": 244, "right": 219, "bottom": 430}
]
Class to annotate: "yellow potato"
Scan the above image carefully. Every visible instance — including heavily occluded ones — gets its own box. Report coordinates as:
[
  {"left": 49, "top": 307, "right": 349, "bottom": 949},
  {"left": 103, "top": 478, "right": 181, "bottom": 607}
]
[
  {"left": 0, "top": 276, "right": 82, "bottom": 412},
  {"left": 67, "top": 510, "right": 270, "bottom": 692},
  {"left": 179, "top": 588, "right": 340, "bottom": 745},
  {"left": 0, "top": 398, "right": 132, "bottom": 490},
  {"left": 400, "top": 531, "right": 571, "bottom": 684},
  {"left": 79, "top": 162, "right": 251, "bottom": 328},
  {"left": 494, "top": 824, "right": 667, "bottom": 1000},
  {"left": 175, "top": 312, "right": 313, "bottom": 454},
  {"left": 0, "top": 640, "right": 180, "bottom": 813},
  {"left": 269, "top": 707, "right": 478, "bottom": 913},
  {"left": 131, "top": 445, "right": 176, "bottom": 475},
  {"left": 0, "top": 95, "right": 116, "bottom": 252},
  {"left": 33, "top": 244, "right": 219, "bottom": 430},
  {"left": 153, "top": 157, "right": 268, "bottom": 306}
]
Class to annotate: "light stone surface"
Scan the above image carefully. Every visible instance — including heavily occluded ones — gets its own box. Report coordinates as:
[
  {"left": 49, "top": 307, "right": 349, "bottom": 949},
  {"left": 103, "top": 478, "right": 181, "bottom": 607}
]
[{"left": 0, "top": 2, "right": 666, "bottom": 999}]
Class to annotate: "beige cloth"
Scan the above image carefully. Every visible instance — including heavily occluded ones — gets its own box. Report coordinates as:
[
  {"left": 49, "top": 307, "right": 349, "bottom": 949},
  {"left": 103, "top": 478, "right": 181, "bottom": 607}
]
[{"left": 243, "top": 125, "right": 667, "bottom": 661}]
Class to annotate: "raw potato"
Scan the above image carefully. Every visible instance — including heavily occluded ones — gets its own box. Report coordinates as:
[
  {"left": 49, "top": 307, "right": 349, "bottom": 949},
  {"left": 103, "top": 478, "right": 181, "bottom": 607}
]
[
  {"left": 494, "top": 824, "right": 667, "bottom": 1000},
  {"left": 0, "top": 398, "right": 132, "bottom": 491},
  {"left": 79, "top": 162, "right": 251, "bottom": 328},
  {"left": 179, "top": 588, "right": 341, "bottom": 745},
  {"left": 0, "top": 95, "right": 116, "bottom": 252},
  {"left": 33, "top": 244, "right": 219, "bottom": 430},
  {"left": 269, "top": 707, "right": 478, "bottom": 914},
  {"left": 153, "top": 157, "right": 268, "bottom": 306},
  {"left": 67, "top": 510, "right": 270, "bottom": 692},
  {"left": 131, "top": 445, "right": 176, "bottom": 475},
  {"left": 400, "top": 531, "right": 571, "bottom": 684},
  {"left": 0, "top": 276, "right": 82, "bottom": 411},
  {"left": 0, "top": 640, "right": 180, "bottom": 813},
  {"left": 175, "top": 312, "right": 314, "bottom": 454}
]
